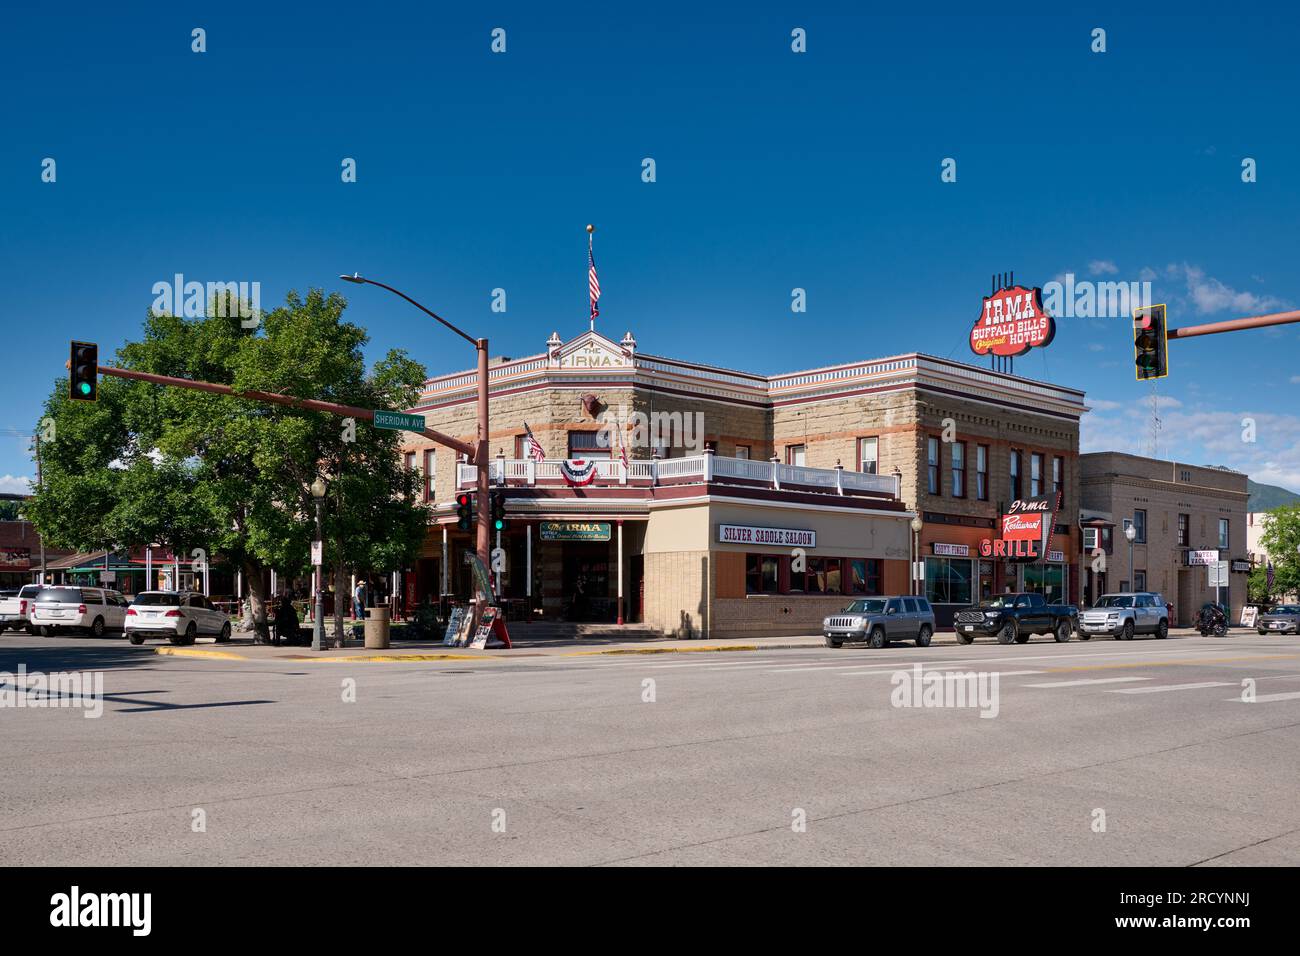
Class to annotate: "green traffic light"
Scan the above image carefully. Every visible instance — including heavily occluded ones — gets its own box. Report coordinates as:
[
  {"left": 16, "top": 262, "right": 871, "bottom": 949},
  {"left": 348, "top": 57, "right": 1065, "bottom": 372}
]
[
  {"left": 78, "top": 382, "right": 92, "bottom": 395},
  {"left": 494, "top": 519, "right": 504, "bottom": 530}
]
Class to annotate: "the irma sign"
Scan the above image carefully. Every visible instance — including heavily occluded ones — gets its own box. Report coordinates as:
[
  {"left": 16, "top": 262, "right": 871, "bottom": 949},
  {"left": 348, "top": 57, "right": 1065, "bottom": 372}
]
[
  {"left": 979, "top": 493, "right": 1061, "bottom": 562},
  {"left": 970, "top": 283, "right": 1056, "bottom": 358},
  {"left": 718, "top": 524, "right": 815, "bottom": 548}
]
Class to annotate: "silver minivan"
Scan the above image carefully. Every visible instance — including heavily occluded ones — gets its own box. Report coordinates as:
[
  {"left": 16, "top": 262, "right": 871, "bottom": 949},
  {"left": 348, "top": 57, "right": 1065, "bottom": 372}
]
[{"left": 824, "top": 596, "right": 936, "bottom": 649}]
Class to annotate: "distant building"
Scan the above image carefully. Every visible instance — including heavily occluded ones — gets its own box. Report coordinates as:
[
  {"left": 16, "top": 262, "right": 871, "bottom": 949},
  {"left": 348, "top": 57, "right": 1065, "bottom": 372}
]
[{"left": 1079, "top": 453, "right": 1248, "bottom": 625}]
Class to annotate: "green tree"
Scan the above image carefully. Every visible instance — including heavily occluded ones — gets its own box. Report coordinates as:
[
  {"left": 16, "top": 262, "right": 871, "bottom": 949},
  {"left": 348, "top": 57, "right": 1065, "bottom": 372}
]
[
  {"left": 0, "top": 500, "right": 22, "bottom": 521},
  {"left": 26, "top": 289, "right": 429, "bottom": 644},
  {"left": 1257, "top": 504, "right": 1300, "bottom": 602}
]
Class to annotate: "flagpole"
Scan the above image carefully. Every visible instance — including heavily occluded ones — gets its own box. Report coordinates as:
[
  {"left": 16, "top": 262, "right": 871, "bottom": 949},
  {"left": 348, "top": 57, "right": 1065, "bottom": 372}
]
[{"left": 587, "top": 223, "right": 597, "bottom": 332}]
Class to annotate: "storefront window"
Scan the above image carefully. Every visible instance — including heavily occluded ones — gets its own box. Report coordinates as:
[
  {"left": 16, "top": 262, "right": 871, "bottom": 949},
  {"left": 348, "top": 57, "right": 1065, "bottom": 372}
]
[
  {"left": 1023, "top": 563, "right": 1066, "bottom": 603},
  {"left": 925, "top": 557, "right": 972, "bottom": 605},
  {"left": 848, "top": 559, "right": 881, "bottom": 595},
  {"left": 803, "top": 558, "right": 841, "bottom": 594},
  {"left": 745, "top": 554, "right": 779, "bottom": 594}
]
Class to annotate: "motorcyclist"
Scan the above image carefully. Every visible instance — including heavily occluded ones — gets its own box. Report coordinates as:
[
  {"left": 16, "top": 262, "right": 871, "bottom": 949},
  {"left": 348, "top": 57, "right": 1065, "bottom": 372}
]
[{"left": 1197, "top": 601, "right": 1228, "bottom": 637}]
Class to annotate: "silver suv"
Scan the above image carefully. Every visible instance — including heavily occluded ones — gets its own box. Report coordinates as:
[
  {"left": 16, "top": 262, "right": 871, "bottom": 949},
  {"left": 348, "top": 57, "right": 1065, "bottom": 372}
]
[
  {"left": 824, "top": 596, "right": 936, "bottom": 649},
  {"left": 1078, "top": 592, "right": 1169, "bottom": 640}
]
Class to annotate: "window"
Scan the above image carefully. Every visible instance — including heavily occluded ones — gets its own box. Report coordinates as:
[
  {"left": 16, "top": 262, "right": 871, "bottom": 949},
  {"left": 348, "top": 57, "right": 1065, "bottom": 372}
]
[
  {"left": 735, "top": 445, "right": 750, "bottom": 460},
  {"left": 1178, "top": 513, "right": 1189, "bottom": 547},
  {"left": 404, "top": 451, "right": 416, "bottom": 472},
  {"left": 803, "top": 558, "right": 841, "bottom": 594},
  {"left": 1010, "top": 450, "right": 1022, "bottom": 500},
  {"left": 1218, "top": 518, "right": 1229, "bottom": 550},
  {"left": 786, "top": 445, "right": 806, "bottom": 466},
  {"left": 423, "top": 449, "right": 436, "bottom": 502},
  {"left": 568, "top": 431, "right": 609, "bottom": 459},
  {"left": 1133, "top": 509, "right": 1147, "bottom": 544},
  {"left": 1052, "top": 456, "right": 1064, "bottom": 496},
  {"left": 1134, "top": 570, "right": 1147, "bottom": 592},
  {"left": 745, "top": 554, "right": 780, "bottom": 594},
  {"left": 976, "top": 445, "right": 989, "bottom": 500},
  {"left": 927, "top": 437, "right": 940, "bottom": 495},
  {"left": 848, "top": 559, "right": 882, "bottom": 595},
  {"left": 858, "top": 437, "right": 878, "bottom": 474},
  {"left": 903, "top": 598, "right": 919, "bottom": 613},
  {"left": 1030, "top": 453, "right": 1044, "bottom": 497},
  {"left": 924, "top": 556, "right": 973, "bottom": 605},
  {"left": 951, "top": 441, "right": 966, "bottom": 498}
]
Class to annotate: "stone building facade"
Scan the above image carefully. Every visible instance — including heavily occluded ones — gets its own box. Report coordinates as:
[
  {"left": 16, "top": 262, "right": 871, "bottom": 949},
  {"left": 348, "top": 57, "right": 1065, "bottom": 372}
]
[
  {"left": 397, "top": 326, "right": 1087, "bottom": 637},
  {"left": 1079, "top": 452, "right": 1249, "bottom": 625}
]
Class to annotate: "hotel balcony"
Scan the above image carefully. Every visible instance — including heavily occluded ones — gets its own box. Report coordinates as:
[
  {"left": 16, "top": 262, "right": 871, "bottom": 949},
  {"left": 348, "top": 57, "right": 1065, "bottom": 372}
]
[{"left": 456, "top": 451, "right": 901, "bottom": 503}]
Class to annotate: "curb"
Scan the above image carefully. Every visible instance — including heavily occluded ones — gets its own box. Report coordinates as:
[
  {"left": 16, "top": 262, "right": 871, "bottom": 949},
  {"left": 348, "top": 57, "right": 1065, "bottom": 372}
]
[
  {"left": 567, "top": 642, "right": 821, "bottom": 657},
  {"left": 155, "top": 647, "right": 249, "bottom": 661}
]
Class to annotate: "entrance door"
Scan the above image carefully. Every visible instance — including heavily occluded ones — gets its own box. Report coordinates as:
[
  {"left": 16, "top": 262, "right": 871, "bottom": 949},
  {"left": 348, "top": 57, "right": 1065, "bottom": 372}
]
[
  {"left": 1177, "top": 569, "right": 1193, "bottom": 627},
  {"left": 630, "top": 555, "right": 644, "bottom": 623},
  {"left": 562, "top": 542, "right": 611, "bottom": 622}
]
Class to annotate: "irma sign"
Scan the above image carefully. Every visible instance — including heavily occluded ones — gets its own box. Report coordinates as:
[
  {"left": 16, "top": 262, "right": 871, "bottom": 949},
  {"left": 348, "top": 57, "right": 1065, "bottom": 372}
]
[
  {"left": 979, "top": 493, "right": 1061, "bottom": 562},
  {"left": 970, "top": 283, "right": 1056, "bottom": 358}
]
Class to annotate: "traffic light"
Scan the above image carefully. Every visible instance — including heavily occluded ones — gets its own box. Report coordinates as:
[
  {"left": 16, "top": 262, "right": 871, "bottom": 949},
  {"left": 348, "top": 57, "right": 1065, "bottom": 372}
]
[
  {"left": 69, "top": 341, "right": 99, "bottom": 401},
  {"left": 1133, "top": 304, "right": 1169, "bottom": 381},
  {"left": 491, "top": 491, "right": 508, "bottom": 532},
  {"left": 456, "top": 492, "right": 474, "bottom": 532}
]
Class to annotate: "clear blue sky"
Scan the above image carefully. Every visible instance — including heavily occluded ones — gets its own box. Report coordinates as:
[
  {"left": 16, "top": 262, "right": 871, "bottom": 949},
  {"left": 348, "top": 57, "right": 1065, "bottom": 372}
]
[{"left": 3, "top": 3, "right": 1299, "bottom": 492}]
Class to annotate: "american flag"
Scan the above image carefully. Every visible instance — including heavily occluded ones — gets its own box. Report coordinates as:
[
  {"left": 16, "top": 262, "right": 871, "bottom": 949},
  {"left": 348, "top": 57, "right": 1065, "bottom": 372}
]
[
  {"left": 588, "top": 237, "right": 601, "bottom": 322},
  {"left": 522, "top": 422, "right": 546, "bottom": 462},
  {"left": 617, "top": 421, "right": 629, "bottom": 469}
]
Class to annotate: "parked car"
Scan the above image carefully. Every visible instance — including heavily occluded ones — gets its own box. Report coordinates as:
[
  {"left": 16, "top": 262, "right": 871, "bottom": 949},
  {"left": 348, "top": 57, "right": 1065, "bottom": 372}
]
[
  {"left": 0, "top": 584, "right": 44, "bottom": 632},
  {"left": 953, "top": 592, "right": 1078, "bottom": 644},
  {"left": 124, "top": 590, "right": 232, "bottom": 645},
  {"left": 29, "top": 586, "right": 129, "bottom": 637},
  {"left": 1256, "top": 604, "right": 1300, "bottom": 635},
  {"left": 1078, "top": 592, "right": 1170, "bottom": 641},
  {"left": 823, "top": 596, "right": 935, "bottom": 648}
]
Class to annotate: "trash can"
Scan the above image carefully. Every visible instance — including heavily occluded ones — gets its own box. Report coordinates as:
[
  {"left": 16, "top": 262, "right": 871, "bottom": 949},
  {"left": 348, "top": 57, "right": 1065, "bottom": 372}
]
[{"left": 364, "top": 606, "right": 390, "bottom": 649}]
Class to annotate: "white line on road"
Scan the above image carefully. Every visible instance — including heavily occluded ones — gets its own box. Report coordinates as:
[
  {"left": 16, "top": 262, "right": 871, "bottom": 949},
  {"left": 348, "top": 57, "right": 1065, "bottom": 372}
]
[
  {"left": 1023, "top": 677, "right": 1152, "bottom": 688},
  {"left": 1106, "top": 682, "right": 1234, "bottom": 694},
  {"left": 838, "top": 669, "right": 1045, "bottom": 678},
  {"left": 1227, "top": 691, "right": 1300, "bottom": 703}
]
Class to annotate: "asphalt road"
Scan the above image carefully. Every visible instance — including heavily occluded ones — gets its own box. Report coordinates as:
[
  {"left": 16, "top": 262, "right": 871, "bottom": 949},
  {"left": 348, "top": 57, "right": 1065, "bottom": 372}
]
[{"left": 2, "top": 630, "right": 1298, "bottom": 866}]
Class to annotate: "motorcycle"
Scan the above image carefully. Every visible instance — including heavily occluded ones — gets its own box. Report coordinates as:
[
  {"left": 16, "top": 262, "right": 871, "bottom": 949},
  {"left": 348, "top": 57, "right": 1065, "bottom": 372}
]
[{"left": 1197, "top": 602, "right": 1229, "bottom": 637}]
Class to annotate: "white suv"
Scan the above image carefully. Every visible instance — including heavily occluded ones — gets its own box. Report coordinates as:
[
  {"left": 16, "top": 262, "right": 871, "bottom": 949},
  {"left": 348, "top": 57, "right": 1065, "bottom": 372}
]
[
  {"left": 125, "top": 591, "right": 231, "bottom": 645},
  {"left": 30, "top": 586, "right": 129, "bottom": 637}
]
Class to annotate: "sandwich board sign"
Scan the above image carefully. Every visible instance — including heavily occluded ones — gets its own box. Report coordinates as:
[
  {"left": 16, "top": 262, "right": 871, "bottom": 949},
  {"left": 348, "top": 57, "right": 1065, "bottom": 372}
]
[
  {"left": 442, "top": 606, "right": 467, "bottom": 646},
  {"left": 470, "top": 607, "right": 498, "bottom": 650}
]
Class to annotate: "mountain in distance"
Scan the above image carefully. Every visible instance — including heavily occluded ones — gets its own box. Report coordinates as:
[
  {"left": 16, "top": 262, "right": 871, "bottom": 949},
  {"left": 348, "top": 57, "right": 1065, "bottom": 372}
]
[{"left": 1248, "top": 479, "right": 1300, "bottom": 512}]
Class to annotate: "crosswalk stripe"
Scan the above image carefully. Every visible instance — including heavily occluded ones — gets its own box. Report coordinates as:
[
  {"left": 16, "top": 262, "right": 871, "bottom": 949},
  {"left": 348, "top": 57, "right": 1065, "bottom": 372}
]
[
  {"left": 1023, "top": 677, "right": 1152, "bottom": 688},
  {"left": 1107, "top": 682, "right": 1234, "bottom": 695}
]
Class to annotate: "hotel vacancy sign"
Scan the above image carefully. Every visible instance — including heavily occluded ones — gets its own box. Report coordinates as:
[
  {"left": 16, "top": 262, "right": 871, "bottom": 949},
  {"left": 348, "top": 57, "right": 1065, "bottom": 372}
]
[
  {"left": 970, "top": 282, "right": 1056, "bottom": 358},
  {"left": 718, "top": 524, "right": 816, "bottom": 547},
  {"left": 539, "top": 521, "right": 611, "bottom": 542}
]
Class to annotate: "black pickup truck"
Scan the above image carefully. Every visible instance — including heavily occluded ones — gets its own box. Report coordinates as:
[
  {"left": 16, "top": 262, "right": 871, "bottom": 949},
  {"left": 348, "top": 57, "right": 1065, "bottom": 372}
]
[{"left": 952, "top": 592, "right": 1078, "bottom": 645}]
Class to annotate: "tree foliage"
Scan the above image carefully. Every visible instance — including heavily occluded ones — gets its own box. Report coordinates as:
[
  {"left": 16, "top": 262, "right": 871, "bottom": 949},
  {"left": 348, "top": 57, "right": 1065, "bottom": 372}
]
[
  {"left": 1255, "top": 504, "right": 1300, "bottom": 602},
  {"left": 26, "top": 289, "right": 430, "bottom": 641}
]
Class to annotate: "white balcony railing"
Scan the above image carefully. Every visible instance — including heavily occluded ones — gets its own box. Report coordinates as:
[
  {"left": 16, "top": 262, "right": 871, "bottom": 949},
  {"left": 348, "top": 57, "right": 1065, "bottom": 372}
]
[{"left": 458, "top": 454, "right": 900, "bottom": 499}]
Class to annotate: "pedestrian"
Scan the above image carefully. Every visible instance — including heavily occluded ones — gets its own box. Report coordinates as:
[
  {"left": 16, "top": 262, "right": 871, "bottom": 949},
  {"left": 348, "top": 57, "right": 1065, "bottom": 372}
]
[{"left": 353, "top": 579, "right": 367, "bottom": 621}]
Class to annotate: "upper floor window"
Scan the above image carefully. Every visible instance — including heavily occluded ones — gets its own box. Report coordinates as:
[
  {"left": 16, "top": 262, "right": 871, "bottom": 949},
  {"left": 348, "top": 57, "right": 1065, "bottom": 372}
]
[
  {"left": 858, "top": 437, "right": 878, "bottom": 475},
  {"left": 927, "top": 437, "right": 940, "bottom": 495},
  {"left": 735, "top": 445, "right": 750, "bottom": 460},
  {"left": 423, "top": 449, "right": 436, "bottom": 502},
  {"left": 786, "top": 445, "right": 806, "bottom": 467},
  {"left": 1010, "top": 450, "right": 1023, "bottom": 500},
  {"left": 569, "top": 430, "right": 610, "bottom": 459},
  {"left": 1030, "top": 453, "right": 1044, "bottom": 497},
  {"left": 1178, "top": 513, "right": 1189, "bottom": 547},
  {"left": 976, "top": 444, "right": 989, "bottom": 501},
  {"left": 1052, "top": 456, "right": 1063, "bottom": 497},
  {"left": 404, "top": 451, "right": 416, "bottom": 472},
  {"left": 951, "top": 441, "right": 966, "bottom": 498},
  {"left": 1133, "top": 509, "right": 1147, "bottom": 544},
  {"left": 1218, "top": 518, "right": 1230, "bottom": 550}
]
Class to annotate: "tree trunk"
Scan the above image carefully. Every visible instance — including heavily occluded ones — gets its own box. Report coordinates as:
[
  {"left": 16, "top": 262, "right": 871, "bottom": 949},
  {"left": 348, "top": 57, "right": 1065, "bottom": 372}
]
[
  {"left": 242, "top": 557, "right": 271, "bottom": 643},
  {"left": 332, "top": 556, "right": 347, "bottom": 648}
]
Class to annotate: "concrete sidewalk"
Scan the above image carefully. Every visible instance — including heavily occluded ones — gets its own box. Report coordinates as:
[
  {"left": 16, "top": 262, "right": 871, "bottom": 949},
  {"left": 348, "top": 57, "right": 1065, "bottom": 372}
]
[{"left": 152, "top": 626, "right": 1230, "bottom": 663}]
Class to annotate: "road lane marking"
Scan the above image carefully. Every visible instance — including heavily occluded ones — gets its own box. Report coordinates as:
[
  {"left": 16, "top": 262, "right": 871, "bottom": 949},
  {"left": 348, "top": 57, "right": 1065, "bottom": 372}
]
[
  {"left": 1041, "top": 654, "right": 1299, "bottom": 673},
  {"left": 1228, "top": 691, "right": 1300, "bottom": 703},
  {"left": 839, "top": 669, "right": 1044, "bottom": 677},
  {"left": 1107, "top": 682, "right": 1235, "bottom": 694},
  {"left": 1023, "top": 677, "right": 1152, "bottom": 688}
]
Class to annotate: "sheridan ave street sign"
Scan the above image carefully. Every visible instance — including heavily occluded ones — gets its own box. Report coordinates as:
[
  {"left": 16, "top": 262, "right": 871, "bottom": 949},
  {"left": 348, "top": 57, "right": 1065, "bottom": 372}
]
[{"left": 373, "top": 410, "right": 426, "bottom": 433}]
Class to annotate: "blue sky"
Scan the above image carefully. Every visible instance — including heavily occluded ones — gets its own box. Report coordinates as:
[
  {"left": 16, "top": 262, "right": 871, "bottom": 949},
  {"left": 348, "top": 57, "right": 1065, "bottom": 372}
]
[{"left": 3, "top": 3, "right": 1299, "bottom": 492}]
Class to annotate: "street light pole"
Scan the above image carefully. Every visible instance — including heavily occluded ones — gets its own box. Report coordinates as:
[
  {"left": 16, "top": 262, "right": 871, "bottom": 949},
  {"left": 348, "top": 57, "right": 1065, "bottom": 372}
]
[
  {"left": 340, "top": 274, "right": 492, "bottom": 576},
  {"left": 311, "top": 477, "right": 327, "bottom": 652},
  {"left": 1125, "top": 521, "right": 1137, "bottom": 592}
]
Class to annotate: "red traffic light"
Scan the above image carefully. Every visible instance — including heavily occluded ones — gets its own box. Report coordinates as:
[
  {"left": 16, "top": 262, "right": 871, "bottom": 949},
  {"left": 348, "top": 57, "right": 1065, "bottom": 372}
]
[{"left": 456, "top": 492, "right": 471, "bottom": 507}]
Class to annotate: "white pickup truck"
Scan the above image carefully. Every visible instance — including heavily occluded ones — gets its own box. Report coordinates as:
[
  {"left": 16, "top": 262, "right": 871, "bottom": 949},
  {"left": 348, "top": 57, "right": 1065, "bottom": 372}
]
[{"left": 0, "top": 584, "right": 44, "bottom": 632}]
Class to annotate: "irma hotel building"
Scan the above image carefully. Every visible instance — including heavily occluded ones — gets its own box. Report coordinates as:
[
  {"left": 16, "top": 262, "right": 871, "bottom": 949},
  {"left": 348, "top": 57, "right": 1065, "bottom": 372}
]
[{"left": 398, "top": 325, "right": 1086, "bottom": 637}]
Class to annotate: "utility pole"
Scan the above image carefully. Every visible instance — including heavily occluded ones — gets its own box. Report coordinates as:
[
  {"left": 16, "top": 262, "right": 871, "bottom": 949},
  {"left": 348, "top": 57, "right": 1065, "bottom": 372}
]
[{"left": 34, "top": 430, "right": 46, "bottom": 585}]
